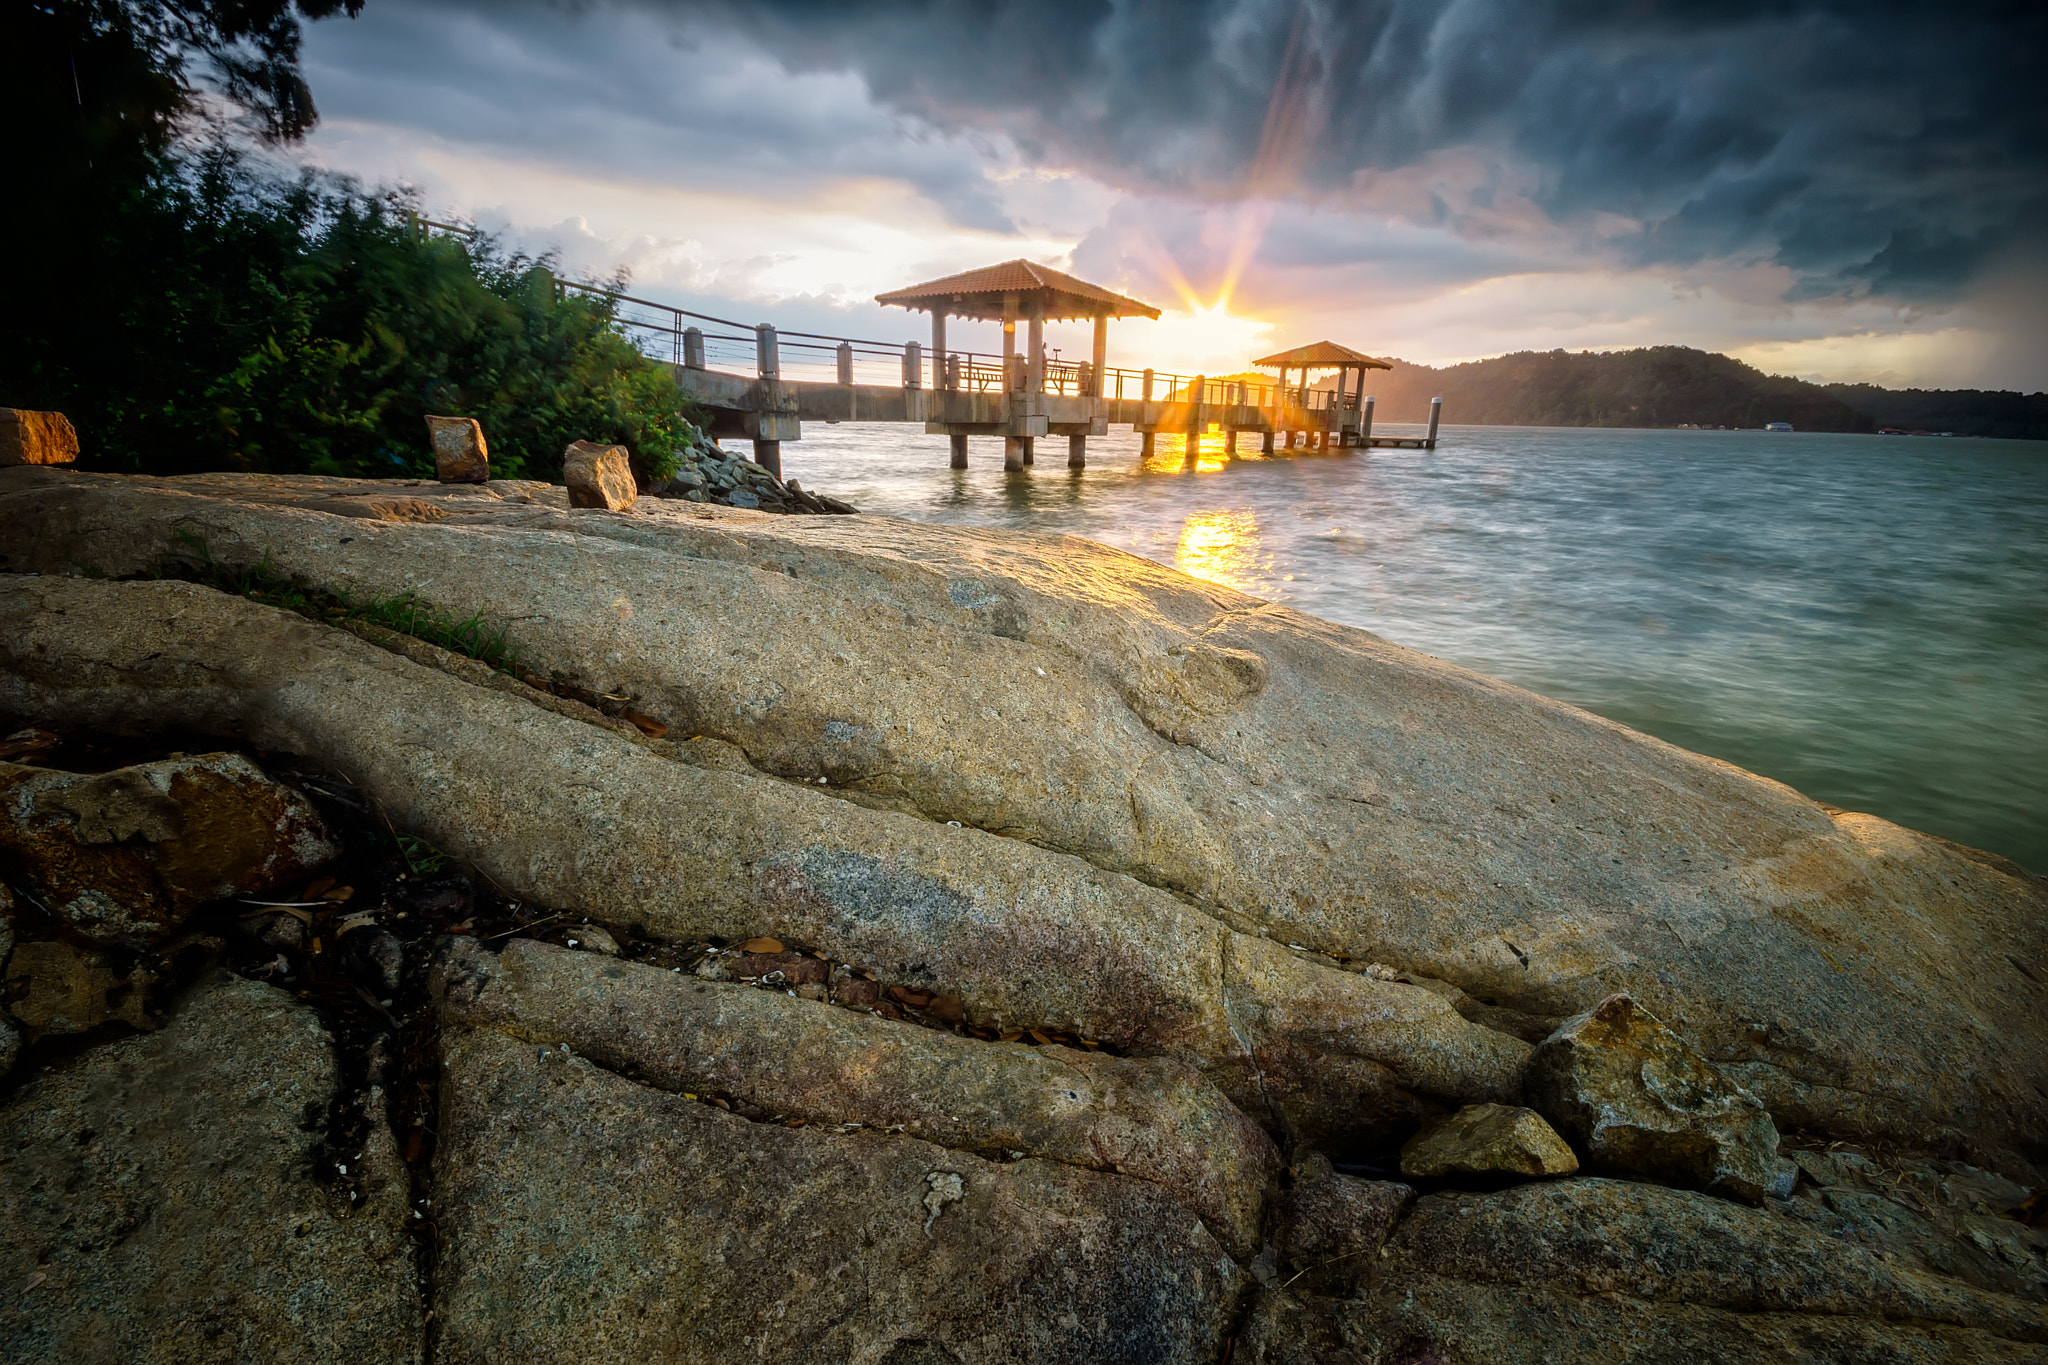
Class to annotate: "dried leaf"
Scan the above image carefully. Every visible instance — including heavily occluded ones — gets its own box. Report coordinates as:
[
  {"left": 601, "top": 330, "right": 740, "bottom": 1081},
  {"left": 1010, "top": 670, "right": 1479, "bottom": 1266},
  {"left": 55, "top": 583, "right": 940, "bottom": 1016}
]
[
  {"left": 1028, "top": 1029, "right": 1051, "bottom": 1044},
  {"left": 404, "top": 1130, "right": 426, "bottom": 1163},
  {"left": 338, "top": 913, "right": 380, "bottom": 935},
  {"left": 740, "top": 937, "right": 784, "bottom": 954},
  {"left": 623, "top": 708, "right": 668, "bottom": 738},
  {"left": 321, "top": 885, "right": 355, "bottom": 902},
  {"left": 304, "top": 876, "right": 336, "bottom": 899},
  {"left": 22, "top": 1272, "right": 48, "bottom": 1293}
]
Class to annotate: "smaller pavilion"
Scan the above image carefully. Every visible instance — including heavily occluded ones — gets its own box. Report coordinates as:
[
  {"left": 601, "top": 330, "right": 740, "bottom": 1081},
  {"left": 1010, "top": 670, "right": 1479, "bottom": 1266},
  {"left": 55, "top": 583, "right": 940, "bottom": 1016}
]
[
  {"left": 1254, "top": 341, "right": 1393, "bottom": 449},
  {"left": 878, "top": 260, "right": 1159, "bottom": 470}
]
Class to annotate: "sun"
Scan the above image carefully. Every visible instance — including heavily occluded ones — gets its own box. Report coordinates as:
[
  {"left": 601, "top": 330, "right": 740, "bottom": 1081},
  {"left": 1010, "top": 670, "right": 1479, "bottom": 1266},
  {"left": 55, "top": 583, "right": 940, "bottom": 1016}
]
[{"left": 1125, "top": 298, "right": 1275, "bottom": 380}]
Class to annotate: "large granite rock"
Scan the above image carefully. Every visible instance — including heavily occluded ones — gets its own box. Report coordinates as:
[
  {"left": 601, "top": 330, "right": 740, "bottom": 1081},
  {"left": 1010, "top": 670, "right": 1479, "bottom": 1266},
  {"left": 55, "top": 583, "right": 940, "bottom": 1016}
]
[
  {"left": 1, "top": 466, "right": 2041, "bottom": 1169},
  {"left": 424, "top": 414, "right": 489, "bottom": 483},
  {"left": 1238, "top": 1178, "right": 2048, "bottom": 1364},
  {"left": 432, "top": 934, "right": 1281, "bottom": 1259},
  {"left": 432, "top": 1022, "right": 1244, "bottom": 1364},
  {"left": 1526, "top": 994, "right": 1783, "bottom": 1203},
  {"left": 0, "top": 574, "right": 1531, "bottom": 1152},
  {"left": 0, "top": 972, "right": 420, "bottom": 1363},
  {"left": 562, "top": 439, "right": 636, "bottom": 510},
  {"left": 0, "top": 752, "right": 336, "bottom": 947}
]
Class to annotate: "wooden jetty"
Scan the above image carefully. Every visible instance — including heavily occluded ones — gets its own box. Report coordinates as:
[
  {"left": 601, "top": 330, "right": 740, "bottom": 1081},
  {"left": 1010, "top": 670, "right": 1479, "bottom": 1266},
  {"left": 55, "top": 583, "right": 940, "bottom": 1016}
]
[{"left": 562, "top": 249, "right": 1443, "bottom": 476}]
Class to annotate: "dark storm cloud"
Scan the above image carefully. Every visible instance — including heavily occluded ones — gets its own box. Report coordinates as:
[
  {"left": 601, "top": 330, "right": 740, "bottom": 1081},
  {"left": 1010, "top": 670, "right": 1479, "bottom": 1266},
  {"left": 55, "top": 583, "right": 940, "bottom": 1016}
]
[{"left": 662, "top": 0, "right": 2047, "bottom": 303}]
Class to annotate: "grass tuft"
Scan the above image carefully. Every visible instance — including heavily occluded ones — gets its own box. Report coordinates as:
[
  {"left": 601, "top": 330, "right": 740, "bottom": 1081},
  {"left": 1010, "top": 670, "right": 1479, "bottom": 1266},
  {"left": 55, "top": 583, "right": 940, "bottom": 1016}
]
[{"left": 162, "top": 529, "right": 521, "bottom": 673}]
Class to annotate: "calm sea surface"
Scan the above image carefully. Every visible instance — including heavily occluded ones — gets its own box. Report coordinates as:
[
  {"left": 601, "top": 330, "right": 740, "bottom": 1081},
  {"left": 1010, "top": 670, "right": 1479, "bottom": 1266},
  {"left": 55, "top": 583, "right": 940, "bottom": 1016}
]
[{"left": 770, "top": 422, "right": 2047, "bottom": 873}]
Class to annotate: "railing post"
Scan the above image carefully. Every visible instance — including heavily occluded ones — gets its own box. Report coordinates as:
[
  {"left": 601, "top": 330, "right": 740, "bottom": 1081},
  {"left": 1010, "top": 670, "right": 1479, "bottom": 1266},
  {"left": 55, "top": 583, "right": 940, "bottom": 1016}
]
[
  {"left": 1427, "top": 396, "right": 1442, "bottom": 449},
  {"left": 836, "top": 342, "right": 853, "bottom": 385},
  {"left": 946, "top": 353, "right": 961, "bottom": 390},
  {"left": 1185, "top": 373, "right": 1205, "bottom": 468},
  {"left": 683, "top": 327, "right": 704, "bottom": 369},
  {"left": 756, "top": 324, "right": 779, "bottom": 380},
  {"left": 1142, "top": 368, "right": 1154, "bottom": 402},
  {"left": 903, "top": 340, "right": 922, "bottom": 390}
]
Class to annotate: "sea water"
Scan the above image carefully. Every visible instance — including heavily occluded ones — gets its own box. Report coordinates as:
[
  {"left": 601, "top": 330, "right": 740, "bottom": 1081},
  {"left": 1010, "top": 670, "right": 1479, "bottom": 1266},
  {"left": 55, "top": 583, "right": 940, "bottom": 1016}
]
[{"left": 772, "top": 423, "right": 2047, "bottom": 873}]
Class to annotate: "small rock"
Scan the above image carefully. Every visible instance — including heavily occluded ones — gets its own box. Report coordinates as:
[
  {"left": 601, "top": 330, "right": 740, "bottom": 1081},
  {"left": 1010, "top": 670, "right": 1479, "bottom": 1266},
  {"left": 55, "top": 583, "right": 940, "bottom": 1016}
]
[
  {"left": 362, "top": 931, "right": 406, "bottom": 993},
  {"left": 836, "top": 977, "right": 879, "bottom": 1007},
  {"left": 1525, "top": 993, "right": 1781, "bottom": 1203},
  {"left": 424, "top": 414, "right": 489, "bottom": 483},
  {"left": 0, "top": 408, "right": 78, "bottom": 467},
  {"left": 0, "top": 753, "right": 336, "bottom": 947},
  {"left": 796, "top": 982, "right": 829, "bottom": 1001},
  {"left": 738, "top": 950, "right": 824, "bottom": 983},
  {"left": 565, "top": 924, "right": 618, "bottom": 955},
  {"left": 726, "top": 487, "right": 760, "bottom": 510},
  {"left": 1399, "top": 1103, "right": 1580, "bottom": 1180},
  {"left": 562, "top": 440, "right": 637, "bottom": 511},
  {"left": 693, "top": 957, "right": 732, "bottom": 982}
]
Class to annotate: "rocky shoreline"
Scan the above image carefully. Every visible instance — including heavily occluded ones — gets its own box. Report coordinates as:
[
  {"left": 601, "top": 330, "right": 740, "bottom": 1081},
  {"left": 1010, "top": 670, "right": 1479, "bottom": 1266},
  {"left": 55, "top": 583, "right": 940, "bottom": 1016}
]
[{"left": 0, "top": 464, "right": 2043, "bottom": 1363}]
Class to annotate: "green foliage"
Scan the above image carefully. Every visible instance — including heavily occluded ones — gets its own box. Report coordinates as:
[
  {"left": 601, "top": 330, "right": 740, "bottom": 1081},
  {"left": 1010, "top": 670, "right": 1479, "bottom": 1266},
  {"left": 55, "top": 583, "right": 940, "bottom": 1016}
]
[
  {"left": 8, "top": 146, "right": 698, "bottom": 484},
  {"left": 165, "top": 529, "right": 521, "bottom": 673}
]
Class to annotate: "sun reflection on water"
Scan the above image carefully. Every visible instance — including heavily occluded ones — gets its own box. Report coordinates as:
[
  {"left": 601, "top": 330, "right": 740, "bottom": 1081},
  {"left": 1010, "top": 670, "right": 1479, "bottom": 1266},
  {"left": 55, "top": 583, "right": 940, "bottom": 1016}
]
[
  {"left": 1175, "top": 509, "right": 1264, "bottom": 591},
  {"left": 1142, "top": 428, "right": 1233, "bottom": 474}
]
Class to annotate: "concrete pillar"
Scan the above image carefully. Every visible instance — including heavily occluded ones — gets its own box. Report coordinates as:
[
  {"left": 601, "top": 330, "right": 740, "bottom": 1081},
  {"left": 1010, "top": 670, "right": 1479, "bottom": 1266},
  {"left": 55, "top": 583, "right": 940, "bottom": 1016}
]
[
  {"left": 1002, "top": 293, "right": 1019, "bottom": 390},
  {"left": 1026, "top": 303, "right": 1045, "bottom": 396},
  {"left": 903, "top": 340, "right": 922, "bottom": 389},
  {"left": 755, "top": 324, "right": 779, "bottom": 380},
  {"left": 753, "top": 440, "right": 781, "bottom": 477},
  {"left": 1225, "top": 429, "right": 1238, "bottom": 456},
  {"left": 1140, "top": 431, "right": 1155, "bottom": 458},
  {"left": 1428, "top": 396, "right": 1443, "bottom": 447},
  {"left": 1090, "top": 315, "right": 1108, "bottom": 396},
  {"left": 683, "top": 327, "right": 704, "bottom": 369},
  {"left": 836, "top": 342, "right": 853, "bottom": 385},
  {"left": 1068, "top": 434, "right": 1086, "bottom": 468},
  {"left": 1021, "top": 437, "right": 1035, "bottom": 466},
  {"left": 950, "top": 434, "right": 968, "bottom": 469},
  {"left": 1361, "top": 395, "right": 1376, "bottom": 447},
  {"left": 1004, "top": 436, "right": 1025, "bottom": 472},
  {"left": 1186, "top": 374, "right": 1205, "bottom": 467},
  {"left": 932, "top": 312, "right": 948, "bottom": 389},
  {"left": 946, "top": 353, "right": 962, "bottom": 390},
  {"left": 1261, "top": 429, "right": 1275, "bottom": 454}
]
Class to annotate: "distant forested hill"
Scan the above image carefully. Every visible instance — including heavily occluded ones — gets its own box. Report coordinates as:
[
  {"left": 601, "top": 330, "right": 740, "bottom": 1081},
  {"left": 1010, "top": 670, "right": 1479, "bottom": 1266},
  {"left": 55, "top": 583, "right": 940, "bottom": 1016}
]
[
  {"left": 1820, "top": 385, "right": 2048, "bottom": 441},
  {"left": 1339, "top": 346, "right": 2045, "bottom": 439}
]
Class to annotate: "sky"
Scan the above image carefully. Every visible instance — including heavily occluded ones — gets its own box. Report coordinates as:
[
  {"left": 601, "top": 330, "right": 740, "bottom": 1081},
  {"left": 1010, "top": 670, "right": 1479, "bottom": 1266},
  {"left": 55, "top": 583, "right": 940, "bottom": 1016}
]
[{"left": 291, "top": 0, "right": 2048, "bottom": 390}]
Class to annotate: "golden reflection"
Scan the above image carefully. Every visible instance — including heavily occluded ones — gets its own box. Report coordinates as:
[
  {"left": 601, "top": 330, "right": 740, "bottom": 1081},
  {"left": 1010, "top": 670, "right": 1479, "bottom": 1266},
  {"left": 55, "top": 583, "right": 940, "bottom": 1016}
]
[
  {"left": 1175, "top": 510, "right": 1263, "bottom": 591},
  {"left": 1143, "top": 427, "right": 1232, "bottom": 474}
]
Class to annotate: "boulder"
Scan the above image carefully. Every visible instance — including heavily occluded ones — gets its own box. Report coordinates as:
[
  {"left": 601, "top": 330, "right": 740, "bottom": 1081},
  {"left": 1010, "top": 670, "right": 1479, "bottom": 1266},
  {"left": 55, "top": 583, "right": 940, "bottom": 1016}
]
[
  {"left": 424, "top": 414, "right": 489, "bottom": 483},
  {"left": 561, "top": 440, "right": 636, "bottom": 510},
  {"left": 0, "top": 575, "right": 1531, "bottom": 1152},
  {"left": 0, "top": 752, "right": 337, "bottom": 947},
  {"left": 0, "top": 408, "right": 77, "bottom": 466},
  {"left": 431, "top": 1023, "right": 1245, "bottom": 1364},
  {"left": 1526, "top": 994, "right": 1783, "bottom": 1203},
  {"left": 431, "top": 935, "right": 1281, "bottom": 1259},
  {"left": 0, "top": 972, "right": 420, "bottom": 1364},
  {"left": 1238, "top": 1178, "right": 2048, "bottom": 1364},
  {"left": 2, "top": 467, "right": 2040, "bottom": 1168},
  {"left": 1398, "top": 1102, "right": 1579, "bottom": 1180}
]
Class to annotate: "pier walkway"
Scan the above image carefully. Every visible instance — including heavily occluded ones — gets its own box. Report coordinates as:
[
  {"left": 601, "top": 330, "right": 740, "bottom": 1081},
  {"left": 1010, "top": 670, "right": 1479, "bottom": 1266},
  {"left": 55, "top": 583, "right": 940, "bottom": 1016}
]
[{"left": 414, "top": 220, "right": 1441, "bottom": 478}]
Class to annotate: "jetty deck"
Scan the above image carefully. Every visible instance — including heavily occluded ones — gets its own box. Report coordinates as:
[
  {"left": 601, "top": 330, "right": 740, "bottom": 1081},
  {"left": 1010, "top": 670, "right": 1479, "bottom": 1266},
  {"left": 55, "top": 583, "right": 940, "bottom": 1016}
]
[{"left": 403, "top": 218, "right": 1449, "bottom": 477}]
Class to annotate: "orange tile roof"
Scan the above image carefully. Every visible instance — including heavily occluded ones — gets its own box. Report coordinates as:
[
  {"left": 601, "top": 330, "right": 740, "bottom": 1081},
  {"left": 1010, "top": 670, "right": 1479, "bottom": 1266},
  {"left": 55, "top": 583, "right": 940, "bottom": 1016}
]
[
  {"left": 876, "top": 259, "right": 1161, "bottom": 320},
  {"left": 1253, "top": 341, "right": 1394, "bottom": 369}
]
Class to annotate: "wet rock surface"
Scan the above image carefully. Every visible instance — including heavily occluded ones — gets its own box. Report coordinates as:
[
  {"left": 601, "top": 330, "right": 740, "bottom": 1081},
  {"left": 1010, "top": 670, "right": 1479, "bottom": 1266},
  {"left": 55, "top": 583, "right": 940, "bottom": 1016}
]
[
  {"left": 432, "top": 1024, "right": 1244, "bottom": 1364},
  {"left": 0, "top": 972, "right": 419, "bottom": 1364},
  {"left": 1526, "top": 993, "right": 1784, "bottom": 1202}
]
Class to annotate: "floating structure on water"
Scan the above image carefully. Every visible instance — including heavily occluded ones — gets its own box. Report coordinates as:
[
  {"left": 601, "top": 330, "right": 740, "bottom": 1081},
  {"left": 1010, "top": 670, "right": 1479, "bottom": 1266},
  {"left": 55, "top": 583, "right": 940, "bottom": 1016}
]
[{"left": 578, "top": 249, "right": 1446, "bottom": 475}]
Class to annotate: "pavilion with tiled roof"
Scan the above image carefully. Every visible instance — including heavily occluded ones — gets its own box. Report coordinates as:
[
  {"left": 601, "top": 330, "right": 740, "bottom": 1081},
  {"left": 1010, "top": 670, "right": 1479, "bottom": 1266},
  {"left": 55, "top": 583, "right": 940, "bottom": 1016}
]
[{"left": 878, "top": 260, "right": 1161, "bottom": 471}]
